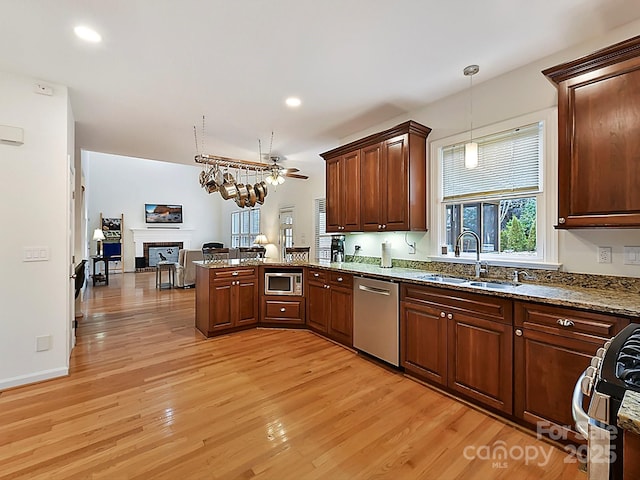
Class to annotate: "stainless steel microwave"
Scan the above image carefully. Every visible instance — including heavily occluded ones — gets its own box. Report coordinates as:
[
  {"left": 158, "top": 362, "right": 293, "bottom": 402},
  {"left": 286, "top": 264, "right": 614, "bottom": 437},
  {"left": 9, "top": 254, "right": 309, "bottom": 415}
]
[{"left": 264, "top": 270, "right": 303, "bottom": 296}]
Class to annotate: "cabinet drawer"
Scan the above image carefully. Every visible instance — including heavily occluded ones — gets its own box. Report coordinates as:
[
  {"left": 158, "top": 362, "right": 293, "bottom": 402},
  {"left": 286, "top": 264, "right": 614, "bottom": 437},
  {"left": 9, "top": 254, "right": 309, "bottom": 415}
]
[
  {"left": 265, "top": 300, "right": 302, "bottom": 319},
  {"left": 401, "top": 284, "right": 512, "bottom": 325},
  {"left": 514, "top": 301, "right": 628, "bottom": 341},
  {"left": 308, "top": 268, "right": 328, "bottom": 283},
  {"left": 330, "top": 272, "right": 353, "bottom": 288},
  {"left": 212, "top": 268, "right": 256, "bottom": 280}
]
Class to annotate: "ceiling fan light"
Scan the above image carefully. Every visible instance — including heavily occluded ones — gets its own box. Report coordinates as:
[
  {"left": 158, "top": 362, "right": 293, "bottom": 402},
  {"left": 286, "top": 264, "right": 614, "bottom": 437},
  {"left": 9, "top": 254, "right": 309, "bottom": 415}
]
[{"left": 277, "top": 175, "right": 285, "bottom": 184}]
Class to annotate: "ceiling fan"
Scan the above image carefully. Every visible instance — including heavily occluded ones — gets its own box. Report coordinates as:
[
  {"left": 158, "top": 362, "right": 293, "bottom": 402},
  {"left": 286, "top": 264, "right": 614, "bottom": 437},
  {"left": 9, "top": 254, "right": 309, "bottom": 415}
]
[{"left": 262, "top": 155, "right": 309, "bottom": 184}]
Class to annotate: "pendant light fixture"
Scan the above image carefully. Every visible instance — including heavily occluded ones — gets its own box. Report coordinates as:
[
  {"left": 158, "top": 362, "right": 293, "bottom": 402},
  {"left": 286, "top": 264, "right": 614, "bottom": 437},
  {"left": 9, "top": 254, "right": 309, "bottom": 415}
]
[{"left": 463, "top": 64, "right": 480, "bottom": 169}]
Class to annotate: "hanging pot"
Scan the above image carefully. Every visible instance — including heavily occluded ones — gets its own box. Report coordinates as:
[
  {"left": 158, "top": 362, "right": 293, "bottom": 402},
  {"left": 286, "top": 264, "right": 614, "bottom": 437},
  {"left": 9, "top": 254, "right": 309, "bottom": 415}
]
[
  {"left": 234, "top": 168, "right": 249, "bottom": 207},
  {"left": 219, "top": 168, "right": 238, "bottom": 200}
]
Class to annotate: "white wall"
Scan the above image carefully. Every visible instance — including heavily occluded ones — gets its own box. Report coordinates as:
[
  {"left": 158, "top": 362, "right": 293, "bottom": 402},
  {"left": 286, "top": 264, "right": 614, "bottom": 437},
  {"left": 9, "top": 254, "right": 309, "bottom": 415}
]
[
  {"left": 0, "top": 71, "right": 72, "bottom": 389},
  {"left": 85, "top": 152, "right": 225, "bottom": 271},
  {"left": 338, "top": 18, "right": 640, "bottom": 278}
]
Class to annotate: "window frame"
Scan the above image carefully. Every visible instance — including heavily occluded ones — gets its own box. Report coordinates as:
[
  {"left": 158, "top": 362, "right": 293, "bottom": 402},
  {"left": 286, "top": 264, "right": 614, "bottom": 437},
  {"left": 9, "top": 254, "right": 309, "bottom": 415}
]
[
  {"left": 231, "top": 208, "right": 260, "bottom": 248},
  {"left": 429, "top": 108, "right": 559, "bottom": 268}
]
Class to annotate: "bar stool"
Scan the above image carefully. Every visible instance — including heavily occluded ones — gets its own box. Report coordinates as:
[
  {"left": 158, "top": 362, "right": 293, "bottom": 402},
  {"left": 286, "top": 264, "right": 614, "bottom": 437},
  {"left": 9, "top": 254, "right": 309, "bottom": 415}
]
[
  {"left": 156, "top": 261, "right": 175, "bottom": 289},
  {"left": 239, "top": 246, "right": 266, "bottom": 261},
  {"left": 202, "top": 247, "right": 229, "bottom": 264},
  {"left": 285, "top": 246, "right": 310, "bottom": 263}
]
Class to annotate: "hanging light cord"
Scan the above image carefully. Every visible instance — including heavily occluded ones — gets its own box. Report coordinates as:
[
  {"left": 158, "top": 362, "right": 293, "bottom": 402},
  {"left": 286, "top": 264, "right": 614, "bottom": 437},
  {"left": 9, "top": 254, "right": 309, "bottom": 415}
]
[{"left": 463, "top": 65, "right": 479, "bottom": 143}]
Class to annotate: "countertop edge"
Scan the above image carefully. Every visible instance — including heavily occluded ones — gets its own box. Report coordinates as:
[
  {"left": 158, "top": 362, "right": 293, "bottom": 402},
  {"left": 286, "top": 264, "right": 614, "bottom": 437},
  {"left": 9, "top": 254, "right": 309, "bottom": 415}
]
[{"left": 194, "top": 260, "right": 640, "bottom": 318}]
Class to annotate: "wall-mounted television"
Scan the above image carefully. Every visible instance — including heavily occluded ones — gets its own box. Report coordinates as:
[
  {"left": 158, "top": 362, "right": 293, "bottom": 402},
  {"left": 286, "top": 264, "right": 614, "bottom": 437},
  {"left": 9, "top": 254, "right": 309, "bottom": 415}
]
[{"left": 145, "top": 204, "right": 183, "bottom": 224}]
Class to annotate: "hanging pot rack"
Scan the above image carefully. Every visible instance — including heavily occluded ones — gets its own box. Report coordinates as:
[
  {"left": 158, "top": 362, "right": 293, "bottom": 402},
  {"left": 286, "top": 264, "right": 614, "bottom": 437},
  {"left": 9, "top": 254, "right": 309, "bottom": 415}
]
[{"left": 195, "top": 153, "right": 275, "bottom": 172}]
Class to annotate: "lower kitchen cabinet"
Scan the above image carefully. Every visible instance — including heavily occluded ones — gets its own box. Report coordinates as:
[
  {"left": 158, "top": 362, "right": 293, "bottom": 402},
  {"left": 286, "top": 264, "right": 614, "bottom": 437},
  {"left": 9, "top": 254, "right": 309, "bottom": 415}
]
[
  {"left": 306, "top": 268, "right": 353, "bottom": 347},
  {"left": 261, "top": 297, "right": 305, "bottom": 326},
  {"left": 195, "top": 265, "right": 258, "bottom": 337},
  {"left": 513, "top": 301, "right": 629, "bottom": 441},
  {"left": 401, "top": 283, "right": 513, "bottom": 414},
  {"left": 307, "top": 269, "right": 329, "bottom": 333}
]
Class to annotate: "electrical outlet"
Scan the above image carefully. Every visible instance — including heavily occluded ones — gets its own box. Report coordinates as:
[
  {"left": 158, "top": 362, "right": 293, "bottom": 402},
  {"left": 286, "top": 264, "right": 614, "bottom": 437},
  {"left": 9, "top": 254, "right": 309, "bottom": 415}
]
[
  {"left": 597, "top": 246, "right": 612, "bottom": 264},
  {"left": 36, "top": 335, "right": 51, "bottom": 352}
]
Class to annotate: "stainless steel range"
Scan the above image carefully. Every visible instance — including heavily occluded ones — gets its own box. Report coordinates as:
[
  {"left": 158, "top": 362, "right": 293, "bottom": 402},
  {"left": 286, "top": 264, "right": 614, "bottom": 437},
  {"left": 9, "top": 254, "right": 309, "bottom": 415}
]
[{"left": 573, "top": 323, "right": 640, "bottom": 480}]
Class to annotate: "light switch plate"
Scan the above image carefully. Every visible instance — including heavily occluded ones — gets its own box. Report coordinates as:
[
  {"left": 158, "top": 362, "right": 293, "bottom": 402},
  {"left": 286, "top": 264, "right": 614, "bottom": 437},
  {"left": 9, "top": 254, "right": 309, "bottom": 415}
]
[
  {"left": 23, "top": 246, "right": 49, "bottom": 262},
  {"left": 623, "top": 246, "right": 640, "bottom": 265}
]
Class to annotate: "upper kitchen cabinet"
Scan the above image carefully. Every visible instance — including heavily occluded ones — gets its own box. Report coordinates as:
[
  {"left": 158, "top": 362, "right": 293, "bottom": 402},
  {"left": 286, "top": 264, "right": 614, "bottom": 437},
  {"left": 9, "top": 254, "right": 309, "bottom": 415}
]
[
  {"left": 543, "top": 35, "right": 640, "bottom": 228},
  {"left": 321, "top": 120, "right": 431, "bottom": 233},
  {"left": 325, "top": 150, "right": 361, "bottom": 232}
]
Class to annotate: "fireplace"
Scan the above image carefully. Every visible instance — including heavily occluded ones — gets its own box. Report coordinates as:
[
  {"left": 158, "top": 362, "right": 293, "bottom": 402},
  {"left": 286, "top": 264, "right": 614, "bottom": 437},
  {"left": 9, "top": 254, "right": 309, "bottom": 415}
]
[{"left": 130, "top": 228, "right": 194, "bottom": 271}]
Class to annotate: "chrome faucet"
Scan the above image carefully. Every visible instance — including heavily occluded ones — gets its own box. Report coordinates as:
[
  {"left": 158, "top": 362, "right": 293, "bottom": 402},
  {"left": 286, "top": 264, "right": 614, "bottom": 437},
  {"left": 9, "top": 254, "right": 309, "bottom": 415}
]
[
  {"left": 454, "top": 230, "right": 487, "bottom": 278},
  {"left": 513, "top": 270, "right": 533, "bottom": 283}
]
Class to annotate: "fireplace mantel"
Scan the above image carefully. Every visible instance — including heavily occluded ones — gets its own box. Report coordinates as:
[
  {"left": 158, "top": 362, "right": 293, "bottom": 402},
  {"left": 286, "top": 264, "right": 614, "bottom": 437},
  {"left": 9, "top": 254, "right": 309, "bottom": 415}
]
[{"left": 130, "top": 228, "right": 194, "bottom": 257}]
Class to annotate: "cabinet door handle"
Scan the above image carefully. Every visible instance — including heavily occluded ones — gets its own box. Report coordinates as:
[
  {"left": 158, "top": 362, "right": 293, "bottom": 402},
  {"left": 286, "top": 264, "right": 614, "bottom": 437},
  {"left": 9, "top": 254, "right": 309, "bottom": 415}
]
[
  {"left": 382, "top": 224, "right": 386, "bottom": 229},
  {"left": 325, "top": 285, "right": 330, "bottom": 289},
  {"left": 515, "top": 329, "right": 523, "bottom": 337},
  {"left": 280, "top": 307, "right": 286, "bottom": 312},
  {"left": 447, "top": 313, "right": 453, "bottom": 320},
  {"left": 558, "top": 217, "right": 566, "bottom": 224},
  {"left": 440, "top": 312, "right": 446, "bottom": 318},
  {"left": 557, "top": 318, "right": 575, "bottom": 327}
]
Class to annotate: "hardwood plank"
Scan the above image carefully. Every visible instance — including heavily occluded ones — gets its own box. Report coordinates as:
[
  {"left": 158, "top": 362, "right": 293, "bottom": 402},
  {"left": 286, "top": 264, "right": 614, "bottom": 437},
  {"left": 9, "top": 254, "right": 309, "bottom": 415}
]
[{"left": 0, "top": 272, "right": 584, "bottom": 479}]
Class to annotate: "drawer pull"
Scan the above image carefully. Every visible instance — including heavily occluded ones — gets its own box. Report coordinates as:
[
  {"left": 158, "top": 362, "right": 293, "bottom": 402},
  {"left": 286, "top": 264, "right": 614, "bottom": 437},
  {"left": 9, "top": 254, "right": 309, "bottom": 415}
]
[
  {"left": 314, "top": 273, "right": 319, "bottom": 277},
  {"left": 280, "top": 307, "right": 286, "bottom": 312},
  {"left": 232, "top": 271, "right": 239, "bottom": 276},
  {"left": 337, "top": 277, "right": 343, "bottom": 282},
  {"left": 557, "top": 318, "right": 575, "bottom": 327},
  {"left": 515, "top": 329, "right": 523, "bottom": 337},
  {"left": 447, "top": 313, "right": 453, "bottom": 320},
  {"left": 440, "top": 312, "right": 446, "bottom": 318}
]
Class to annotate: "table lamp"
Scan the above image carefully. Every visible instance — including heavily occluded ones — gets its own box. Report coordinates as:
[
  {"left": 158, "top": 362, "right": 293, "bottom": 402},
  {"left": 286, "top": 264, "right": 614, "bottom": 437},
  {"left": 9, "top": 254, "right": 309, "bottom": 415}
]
[
  {"left": 254, "top": 234, "right": 269, "bottom": 246},
  {"left": 93, "top": 228, "right": 105, "bottom": 256}
]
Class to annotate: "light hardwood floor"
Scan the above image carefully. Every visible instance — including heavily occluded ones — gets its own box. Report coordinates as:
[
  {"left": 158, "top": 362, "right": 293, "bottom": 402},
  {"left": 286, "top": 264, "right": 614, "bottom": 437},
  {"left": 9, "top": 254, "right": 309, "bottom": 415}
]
[{"left": 0, "top": 272, "right": 585, "bottom": 479}]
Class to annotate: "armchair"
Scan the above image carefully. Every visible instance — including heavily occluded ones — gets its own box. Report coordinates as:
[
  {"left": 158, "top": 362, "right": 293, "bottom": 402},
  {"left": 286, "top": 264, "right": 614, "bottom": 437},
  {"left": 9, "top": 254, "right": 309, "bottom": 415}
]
[{"left": 174, "top": 249, "right": 204, "bottom": 288}]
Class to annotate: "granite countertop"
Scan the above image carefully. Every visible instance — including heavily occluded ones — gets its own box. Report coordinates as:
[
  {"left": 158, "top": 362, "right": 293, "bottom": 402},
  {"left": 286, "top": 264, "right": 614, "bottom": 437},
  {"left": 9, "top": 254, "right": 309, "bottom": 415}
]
[
  {"left": 195, "top": 259, "right": 640, "bottom": 318},
  {"left": 618, "top": 390, "right": 640, "bottom": 434}
]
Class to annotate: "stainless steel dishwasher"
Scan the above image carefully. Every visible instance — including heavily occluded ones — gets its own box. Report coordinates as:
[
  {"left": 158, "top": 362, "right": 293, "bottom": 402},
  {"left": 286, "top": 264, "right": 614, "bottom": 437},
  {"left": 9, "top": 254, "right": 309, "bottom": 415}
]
[{"left": 353, "top": 276, "right": 400, "bottom": 366}]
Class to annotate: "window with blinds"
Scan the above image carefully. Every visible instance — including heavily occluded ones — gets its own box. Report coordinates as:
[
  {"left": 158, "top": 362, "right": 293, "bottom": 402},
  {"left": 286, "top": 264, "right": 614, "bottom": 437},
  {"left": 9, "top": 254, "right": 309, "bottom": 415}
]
[
  {"left": 315, "top": 199, "right": 331, "bottom": 260},
  {"left": 440, "top": 121, "right": 543, "bottom": 258},
  {"left": 443, "top": 122, "right": 542, "bottom": 201}
]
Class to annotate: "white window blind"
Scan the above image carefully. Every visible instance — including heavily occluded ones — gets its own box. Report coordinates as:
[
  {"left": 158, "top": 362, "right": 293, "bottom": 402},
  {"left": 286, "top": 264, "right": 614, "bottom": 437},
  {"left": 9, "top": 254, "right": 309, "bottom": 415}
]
[
  {"left": 315, "top": 199, "right": 331, "bottom": 260},
  {"left": 443, "top": 122, "right": 542, "bottom": 201}
]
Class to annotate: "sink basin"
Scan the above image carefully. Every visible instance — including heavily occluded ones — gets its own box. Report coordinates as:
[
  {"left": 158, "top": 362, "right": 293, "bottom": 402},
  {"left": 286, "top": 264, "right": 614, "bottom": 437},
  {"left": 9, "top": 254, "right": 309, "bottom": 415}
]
[
  {"left": 417, "top": 274, "right": 469, "bottom": 284},
  {"left": 468, "top": 281, "right": 519, "bottom": 289}
]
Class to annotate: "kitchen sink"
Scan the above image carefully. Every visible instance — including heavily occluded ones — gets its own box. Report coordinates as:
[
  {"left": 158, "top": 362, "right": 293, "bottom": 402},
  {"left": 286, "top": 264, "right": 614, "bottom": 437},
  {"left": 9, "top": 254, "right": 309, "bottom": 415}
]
[
  {"left": 467, "top": 281, "right": 520, "bottom": 289},
  {"left": 417, "top": 274, "right": 469, "bottom": 284}
]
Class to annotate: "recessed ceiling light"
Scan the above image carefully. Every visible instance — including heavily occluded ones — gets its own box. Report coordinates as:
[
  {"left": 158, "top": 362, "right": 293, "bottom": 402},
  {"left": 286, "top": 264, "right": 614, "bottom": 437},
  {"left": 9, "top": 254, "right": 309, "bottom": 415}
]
[
  {"left": 74, "top": 26, "right": 102, "bottom": 43},
  {"left": 285, "top": 97, "right": 301, "bottom": 108}
]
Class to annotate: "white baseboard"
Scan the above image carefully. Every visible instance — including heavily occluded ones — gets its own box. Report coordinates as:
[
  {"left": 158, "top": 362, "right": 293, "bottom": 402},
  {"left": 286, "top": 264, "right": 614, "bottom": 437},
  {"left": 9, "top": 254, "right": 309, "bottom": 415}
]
[{"left": 0, "top": 367, "right": 68, "bottom": 391}]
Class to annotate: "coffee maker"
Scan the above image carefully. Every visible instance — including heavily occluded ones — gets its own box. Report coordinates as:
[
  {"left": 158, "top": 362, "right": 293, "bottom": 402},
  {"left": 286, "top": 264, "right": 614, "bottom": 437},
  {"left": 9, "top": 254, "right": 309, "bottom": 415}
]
[{"left": 331, "top": 235, "right": 345, "bottom": 262}]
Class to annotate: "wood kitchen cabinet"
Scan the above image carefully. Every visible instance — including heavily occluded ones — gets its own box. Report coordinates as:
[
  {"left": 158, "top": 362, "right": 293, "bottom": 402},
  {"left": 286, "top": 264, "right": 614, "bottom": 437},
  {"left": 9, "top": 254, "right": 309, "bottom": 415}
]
[
  {"left": 325, "top": 150, "right": 361, "bottom": 233},
  {"left": 401, "top": 283, "right": 513, "bottom": 414},
  {"left": 195, "top": 265, "right": 258, "bottom": 337},
  {"left": 306, "top": 268, "right": 353, "bottom": 346},
  {"left": 514, "top": 301, "right": 629, "bottom": 441},
  {"left": 543, "top": 35, "right": 640, "bottom": 228},
  {"left": 322, "top": 120, "right": 431, "bottom": 233}
]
